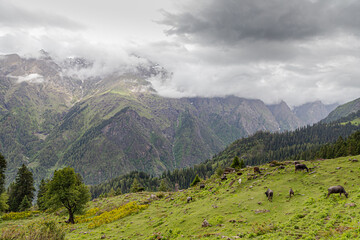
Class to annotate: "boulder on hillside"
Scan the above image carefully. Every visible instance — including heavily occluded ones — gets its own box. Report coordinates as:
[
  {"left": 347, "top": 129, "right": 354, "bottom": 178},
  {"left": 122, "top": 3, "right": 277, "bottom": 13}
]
[{"left": 202, "top": 219, "right": 211, "bottom": 227}]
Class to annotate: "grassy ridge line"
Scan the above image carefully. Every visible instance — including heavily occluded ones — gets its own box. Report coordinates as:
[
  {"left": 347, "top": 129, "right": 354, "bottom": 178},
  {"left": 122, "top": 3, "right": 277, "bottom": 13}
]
[{"left": 2, "top": 155, "right": 360, "bottom": 239}]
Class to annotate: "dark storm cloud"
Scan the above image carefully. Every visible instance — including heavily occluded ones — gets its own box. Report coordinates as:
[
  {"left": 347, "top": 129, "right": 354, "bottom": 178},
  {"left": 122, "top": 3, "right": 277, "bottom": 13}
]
[
  {"left": 159, "top": 0, "right": 360, "bottom": 45},
  {"left": 0, "top": 1, "right": 83, "bottom": 29}
]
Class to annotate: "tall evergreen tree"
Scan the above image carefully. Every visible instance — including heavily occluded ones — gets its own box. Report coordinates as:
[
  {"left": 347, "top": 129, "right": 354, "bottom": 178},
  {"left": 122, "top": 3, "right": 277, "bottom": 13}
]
[
  {"left": 190, "top": 175, "right": 201, "bottom": 187},
  {"left": 37, "top": 179, "right": 49, "bottom": 211},
  {"left": 19, "top": 195, "right": 31, "bottom": 211},
  {"left": 240, "top": 159, "right": 245, "bottom": 168},
  {"left": 45, "top": 167, "right": 90, "bottom": 224},
  {"left": 158, "top": 179, "right": 170, "bottom": 192},
  {"left": 8, "top": 164, "right": 35, "bottom": 212},
  {"left": 130, "top": 178, "right": 144, "bottom": 193},
  {"left": 0, "top": 192, "right": 9, "bottom": 212},
  {"left": 230, "top": 156, "right": 241, "bottom": 169},
  {"left": 0, "top": 153, "right": 6, "bottom": 195}
]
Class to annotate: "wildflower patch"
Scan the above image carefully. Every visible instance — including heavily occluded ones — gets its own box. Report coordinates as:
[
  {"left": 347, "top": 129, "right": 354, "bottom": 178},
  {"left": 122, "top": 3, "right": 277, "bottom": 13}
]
[
  {"left": 79, "top": 202, "right": 148, "bottom": 228},
  {"left": 1, "top": 211, "right": 40, "bottom": 220}
]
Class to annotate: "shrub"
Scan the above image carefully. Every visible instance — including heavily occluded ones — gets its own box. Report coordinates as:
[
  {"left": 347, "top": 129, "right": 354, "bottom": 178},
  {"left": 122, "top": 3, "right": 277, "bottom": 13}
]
[
  {"left": 85, "top": 202, "right": 148, "bottom": 228},
  {"left": 0, "top": 220, "right": 65, "bottom": 240},
  {"left": 1, "top": 211, "right": 40, "bottom": 220},
  {"left": 75, "top": 207, "right": 99, "bottom": 223},
  {"left": 190, "top": 175, "right": 201, "bottom": 187}
]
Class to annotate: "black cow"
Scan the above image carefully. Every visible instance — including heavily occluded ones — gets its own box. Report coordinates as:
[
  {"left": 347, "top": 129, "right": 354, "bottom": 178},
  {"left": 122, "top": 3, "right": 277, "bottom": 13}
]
[
  {"left": 295, "top": 164, "right": 309, "bottom": 172},
  {"left": 327, "top": 185, "right": 348, "bottom": 198},
  {"left": 254, "top": 167, "right": 261, "bottom": 174}
]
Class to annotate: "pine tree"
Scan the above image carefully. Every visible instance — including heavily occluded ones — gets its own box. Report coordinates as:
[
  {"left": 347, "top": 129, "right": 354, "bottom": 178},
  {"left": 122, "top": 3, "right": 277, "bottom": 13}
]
[
  {"left": 8, "top": 164, "right": 35, "bottom": 212},
  {"left": 108, "top": 188, "right": 115, "bottom": 197},
  {"left": 19, "top": 195, "right": 31, "bottom": 211},
  {"left": 0, "top": 192, "right": 9, "bottom": 212},
  {"left": 45, "top": 167, "right": 90, "bottom": 224},
  {"left": 230, "top": 156, "right": 240, "bottom": 168},
  {"left": 130, "top": 178, "right": 143, "bottom": 193},
  {"left": 115, "top": 188, "right": 122, "bottom": 196},
  {"left": 216, "top": 167, "right": 224, "bottom": 177},
  {"left": 158, "top": 179, "right": 169, "bottom": 192},
  {"left": 240, "top": 159, "right": 245, "bottom": 169},
  {"left": 37, "top": 179, "right": 49, "bottom": 211},
  {"left": 190, "top": 175, "right": 201, "bottom": 187},
  {"left": 0, "top": 153, "right": 6, "bottom": 195}
]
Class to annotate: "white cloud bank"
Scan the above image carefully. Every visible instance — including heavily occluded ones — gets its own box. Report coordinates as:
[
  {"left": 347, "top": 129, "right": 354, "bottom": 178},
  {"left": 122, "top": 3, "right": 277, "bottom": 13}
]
[
  {"left": 1, "top": 0, "right": 360, "bottom": 106},
  {"left": 13, "top": 73, "right": 44, "bottom": 84}
]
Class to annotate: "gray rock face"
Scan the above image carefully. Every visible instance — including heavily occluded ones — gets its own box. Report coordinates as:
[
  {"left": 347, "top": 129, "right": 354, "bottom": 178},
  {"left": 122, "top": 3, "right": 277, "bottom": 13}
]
[
  {"left": 293, "top": 100, "right": 338, "bottom": 125},
  {"left": 0, "top": 53, "right": 311, "bottom": 185}
]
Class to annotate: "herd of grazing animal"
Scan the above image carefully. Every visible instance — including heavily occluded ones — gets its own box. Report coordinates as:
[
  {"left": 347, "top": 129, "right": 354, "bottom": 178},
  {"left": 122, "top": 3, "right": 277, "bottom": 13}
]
[
  {"left": 260, "top": 162, "right": 348, "bottom": 201},
  {"left": 189, "top": 160, "right": 350, "bottom": 204}
]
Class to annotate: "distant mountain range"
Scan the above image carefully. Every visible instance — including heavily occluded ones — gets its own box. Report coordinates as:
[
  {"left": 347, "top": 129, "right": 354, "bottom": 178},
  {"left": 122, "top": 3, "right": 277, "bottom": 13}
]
[{"left": 0, "top": 53, "right": 341, "bottom": 185}]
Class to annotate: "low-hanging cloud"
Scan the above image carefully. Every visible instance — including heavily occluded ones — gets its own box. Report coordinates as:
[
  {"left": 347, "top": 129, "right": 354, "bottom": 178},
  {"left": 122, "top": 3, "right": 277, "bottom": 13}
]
[
  {"left": 0, "top": 1, "right": 83, "bottom": 29},
  {"left": 1, "top": 0, "right": 360, "bottom": 107}
]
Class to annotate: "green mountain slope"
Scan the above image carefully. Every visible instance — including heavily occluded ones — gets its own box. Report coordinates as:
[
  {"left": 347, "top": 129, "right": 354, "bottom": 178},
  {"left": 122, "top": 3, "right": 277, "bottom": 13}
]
[
  {"left": 0, "top": 53, "right": 326, "bottom": 185},
  {"left": 2, "top": 155, "right": 360, "bottom": 239},
  {"left": 323, "top": 97, "right": 360, "bottom": 123}
]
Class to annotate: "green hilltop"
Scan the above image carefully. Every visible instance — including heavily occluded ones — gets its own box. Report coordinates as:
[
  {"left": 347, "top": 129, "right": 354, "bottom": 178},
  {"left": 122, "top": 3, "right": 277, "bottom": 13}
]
[
  {"left": 1, "top": 155, "right": 360, "bottom": 239},
  {"left": 323, "top": 98, "right": 360, "bottom": 123}
]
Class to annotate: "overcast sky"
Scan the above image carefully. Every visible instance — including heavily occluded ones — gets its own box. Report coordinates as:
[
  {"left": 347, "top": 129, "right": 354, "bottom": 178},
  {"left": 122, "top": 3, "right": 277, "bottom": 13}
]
[{"left": 1, "top": 0, "right": 360, "bottom": 106}]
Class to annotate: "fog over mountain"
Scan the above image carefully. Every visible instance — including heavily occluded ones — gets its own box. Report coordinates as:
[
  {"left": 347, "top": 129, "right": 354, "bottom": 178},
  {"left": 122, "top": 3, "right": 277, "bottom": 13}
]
[{"left": 1, "top": 0, "right": 360, "bottom": 106}]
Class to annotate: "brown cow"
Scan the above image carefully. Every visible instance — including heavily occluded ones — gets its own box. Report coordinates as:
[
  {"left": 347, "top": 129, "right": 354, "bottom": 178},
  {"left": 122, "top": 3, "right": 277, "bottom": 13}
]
[
  {"left": 265, "top": 188, "right": 273, "bottom": 201},
  {"left": 289, "top": 188, "right": 294, "bottom": 198}
]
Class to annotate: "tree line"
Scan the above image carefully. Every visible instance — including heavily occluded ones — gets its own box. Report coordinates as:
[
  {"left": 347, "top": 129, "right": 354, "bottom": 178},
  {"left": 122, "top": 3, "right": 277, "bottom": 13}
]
[
  {"left": 1, "top": 116, "right": 360, "bottom": 214},
  {"left": 90, "top": 121, "right": 360, "bottom": 198},
  {"left": 0, "top": 153, "right": 90, "bottom": 224}
]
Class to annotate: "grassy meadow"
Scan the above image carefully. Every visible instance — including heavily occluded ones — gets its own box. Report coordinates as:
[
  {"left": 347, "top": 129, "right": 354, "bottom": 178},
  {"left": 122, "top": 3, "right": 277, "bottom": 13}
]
[{"left": 2, "top": 155, "right": 360, "bottom": 239}]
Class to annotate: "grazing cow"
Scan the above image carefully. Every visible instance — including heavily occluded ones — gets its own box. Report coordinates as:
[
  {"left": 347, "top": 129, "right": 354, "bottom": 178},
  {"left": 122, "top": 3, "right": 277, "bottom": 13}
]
[
  {"left": 221, "top": 175, "right": 227, "bottom": 181},
  {"left": 254, "top": 167, "right": 261, "bottom": 174},
  {"left": 187, "top": 196, "right": 193, "bottom": 203},
  {"left": 289, "top": 188, "right": 294, "bottom": 198},
  {"left": 265, "top": 188, "right": 273, "bottom": 201},
  {"left": 295, "top": 164, "right": 309, "bottom": 172},
  {"left": 327, "top": 185, "right": 348, "bottom": 198}
]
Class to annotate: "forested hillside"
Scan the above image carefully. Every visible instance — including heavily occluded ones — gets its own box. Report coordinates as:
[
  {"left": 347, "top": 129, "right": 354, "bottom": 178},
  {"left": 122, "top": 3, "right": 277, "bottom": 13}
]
[
  {"left": 323, "top": 97, "right": 360, "bottom": 123},
  {"left": 90, "top": 118, "right": 360, "bottom": 198},
  {"left": 3, "top": 155, "right": 360, "bottom": 240}
]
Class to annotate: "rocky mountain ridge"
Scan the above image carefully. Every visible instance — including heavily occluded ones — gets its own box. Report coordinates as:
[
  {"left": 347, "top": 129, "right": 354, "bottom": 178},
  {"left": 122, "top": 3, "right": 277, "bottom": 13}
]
[{"left": 0, "top": 53, "right": 338, "bottom": 185}]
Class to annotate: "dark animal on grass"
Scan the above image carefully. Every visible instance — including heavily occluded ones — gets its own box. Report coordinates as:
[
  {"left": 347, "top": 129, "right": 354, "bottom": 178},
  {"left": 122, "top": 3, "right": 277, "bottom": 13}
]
[
  {"left": 200, "top": 184, "right": 205, "bottom": 189},
  {"left": 295, "top": 164, "right": 309, "bottom": 172},
  {"left": 265, "top": 188, "right": 273, "bottom": 201},
  {"left": 289, "top": 188, "right": 294, "bottom": 198},
  {"left": 187, "top": 196, "right": 193, "bottom": 203},
  {"left": 327, "top": 185, "right": 348, "bottom": 198},
  {"left": 254, "top": 167, "right": 261, "bottom": 174}
]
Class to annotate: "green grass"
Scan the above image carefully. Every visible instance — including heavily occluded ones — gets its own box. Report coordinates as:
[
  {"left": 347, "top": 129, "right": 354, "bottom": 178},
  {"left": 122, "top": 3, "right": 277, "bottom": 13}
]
[
  {"left": 2, "top": 155, "right": 360, "bottom": 239},
  {"left": 340, "top": 118, "right": 360, "bottom": 126}
]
